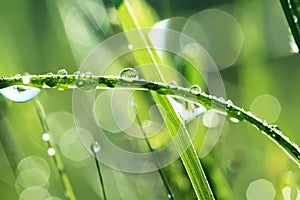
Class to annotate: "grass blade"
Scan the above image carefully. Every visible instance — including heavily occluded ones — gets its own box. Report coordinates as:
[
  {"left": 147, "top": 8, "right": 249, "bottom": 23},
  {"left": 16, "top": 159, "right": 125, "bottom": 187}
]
[
  {"left": 280, "top": 0, "right": 300, "bottom": 53},
  {"left": 110, "top": 0, "right": 215, "bottom": 199}
]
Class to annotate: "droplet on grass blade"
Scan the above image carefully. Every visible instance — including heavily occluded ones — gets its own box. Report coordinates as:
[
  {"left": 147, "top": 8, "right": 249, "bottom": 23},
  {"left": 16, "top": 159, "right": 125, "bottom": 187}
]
[
  {"left": 168, "top": 81, "right": 177, "bottom": 90},
  {"left": 22, "top": 75, "right": 31, "bottom": 84},
  {"left": 47, "top": 148, "right": 55, "bottom": 156},
  {"left": 119, "top": 68, "right": 139, "bottom": 80},
  {"left": 229, "top": 117, "right": 240, "bottom": 123},
  {"left": 91, "top": 141, "right": 101, "bottom": 153},
  {"left": 57, "top": 69, "right": 68, "bottom": 76},
  {"left": 14, "top": 74, "right": 22, "bottom": 78},
  {"left": 75, "top": 71, "right": 98, "bottom": 91},
  {"left": 0, "top": 85, "right": 40, "bottom": 103},
  {"left": 73, "top": 71, "right": 82, "bottom": 77},
  {"left": 189, "top": 84, "right": 201, "bottom": 95},
  {"left": 42, "top": 133, "right": 50, "bottom": 142}
]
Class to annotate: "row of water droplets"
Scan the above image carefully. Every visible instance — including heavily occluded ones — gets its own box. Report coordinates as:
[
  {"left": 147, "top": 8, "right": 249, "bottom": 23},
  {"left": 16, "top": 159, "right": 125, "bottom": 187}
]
[{"left": 0, "top": 68, "right": 249, "bottom": 125}]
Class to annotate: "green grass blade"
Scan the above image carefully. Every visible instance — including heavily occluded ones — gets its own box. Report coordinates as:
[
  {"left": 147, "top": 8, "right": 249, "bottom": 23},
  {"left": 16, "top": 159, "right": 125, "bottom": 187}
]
[
  {"left": 110, "top": 0, "right": 215, "bottom": 199},
  {"left": 280, "top": 0, "right": 300, "bottom": 53},
  {"left": 1, "top": 74, "right": 299, "bottom": 168}
]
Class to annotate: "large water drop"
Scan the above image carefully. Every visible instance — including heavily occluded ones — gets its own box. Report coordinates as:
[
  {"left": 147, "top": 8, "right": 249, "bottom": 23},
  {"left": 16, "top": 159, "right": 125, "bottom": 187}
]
[
  {"left": 91, "top": 141, "right": 101, "bottom": 153},
  {"left": 168, "top": 81, "right": 178, "bottom": 90},
  {"left": 57, "top": 69, "right": 68, "bottom": 76},
  {"left": 119, "top": 68, "right": 139, "bottom": 80},
  {"left": 189, "top": 84, "right": 201, "bottom": 95},
  {"left": 0, "top": 85, "right": 40, "bottom": 103}
]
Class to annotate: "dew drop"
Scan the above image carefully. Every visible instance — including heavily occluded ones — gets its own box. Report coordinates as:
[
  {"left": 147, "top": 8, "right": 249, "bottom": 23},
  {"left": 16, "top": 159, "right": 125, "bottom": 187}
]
[
  {"left": 226, "top": 100, "right": 233, "bottom": 107},
  {"left": 57, "top": 69, "right": 68, "bottom": 76},
  {"left": 75, "top": 72, "right": 97, "bottom": 92},
  {"left": 91, "top": 141, "right": 101, "bottom": 153},
  {"left": 128, "top": 44, "right": 133, "bottom": 49},
  {"left": 47, "top": 148, "right": 56, "bottom": 156},
  {"left": 119, "top": 68, "right": 139, "bottom": 80},
  {"left": 167, "top": 194, "right": 173, "bottom": 199},
  {"left": 42, "top": 133, "right": 50, "bottom": 142},
  {"left": 0, "top": 85, "right": 40, "bottom": 103},
  {"left": 229, "top": 117, "right": 240, "bottom": 123},
  {"left": 85, "top": 71, "right": 93, "bottom": 78},
  {"left": 22, "top": 75, "right": 31, "bottom": 84},
  {"left": 14, "top": 74, "right": 21, "bottom": 78},
  {"left": 218, "top": 97, "right": 226, "bottom": 103},
  {"left": 262, "top": 120, "right": 268, "bottom": 126},
  {"left": 190, "top": 84, "right": 201, "bottom": 95},
  {"left": 168, "top": 81, "right": 177, "bottom": 90},
  {"left": 268, "top": 124, "right": 281, "bottom": 131},
  {"left": 73, "top": 71, "right": 82, "bottom": 77}
]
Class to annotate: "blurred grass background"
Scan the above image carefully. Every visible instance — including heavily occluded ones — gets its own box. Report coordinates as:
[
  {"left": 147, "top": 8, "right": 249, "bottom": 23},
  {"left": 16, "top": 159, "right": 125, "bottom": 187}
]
[{"left": 0, "top": 0, "right": 299, "bottom": 199}]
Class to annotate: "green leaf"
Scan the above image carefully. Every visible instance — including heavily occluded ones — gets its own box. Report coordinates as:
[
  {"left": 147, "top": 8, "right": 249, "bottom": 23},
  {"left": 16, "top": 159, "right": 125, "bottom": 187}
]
[{"left": 110, "top": 0, "right": 215, "bottom": 199}]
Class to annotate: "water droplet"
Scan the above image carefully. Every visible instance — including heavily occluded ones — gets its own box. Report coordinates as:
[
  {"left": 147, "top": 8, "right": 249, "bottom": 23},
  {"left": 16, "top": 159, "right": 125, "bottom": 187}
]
[
  {"left": 73, "top": 71, "right": 82, "bottom": 77},
  {"left": 190, "top": 84, "right": 201, "bottom": 95},
  {"left": 168, "top": 96, "right": 206, "bottom": 122},
  {"left": 14, "top": 74, "right": 21, "bottom": 78},
  {"left": 119, "top": 68, "right": 139, "bottom": 81},
  {"left": 57, "top": 69, "right": 68, "bottom": 76},
  {"left": 226, "top": 100, "right": 233, "bottom": 107},
  {"left": 262, "top": 120, "right": 268, "bottom": 126},
  {"left": 42, "top": 133, "right": 50, "bottom": 141},
  {"left": 47, "top": 148, "right": 56, "bottom": 156},
  {"left": 22, "top": 75, "right": 31, "bottom": 84},
  {"left": 85, "top": 71, "right": 93, "bottom": 78},
  {"left": 75, "top": 72, "right": 97, "bottom": 91},
  {"left": 56, "top": 69, "right": 69, "bottom": 89},
  {"left": 168, "top": 81, "right": 177, "bottom": 90},
  {"left": 128, "top": 44, "right": 133, "bottom": 49},
  {"left": 167, "top": 194, "right": 173, "bottom": 199},
  {"left": 46, "top": 72, "right": 53, "bottom": 76},
  {"left": 229, "top": 117, "right": 240, "bottom": 123},
  {"left": 268, "top": 124, "right": 281, "bottom": 131},
  {"left": 218, "top": 97, "right": 226, "bottom": 103},
  {"left": 0, "top": 85, "right": 40, "bottom": 103},
  {"left": 91, "top": 141, "right": 101, "bottom": 153}
]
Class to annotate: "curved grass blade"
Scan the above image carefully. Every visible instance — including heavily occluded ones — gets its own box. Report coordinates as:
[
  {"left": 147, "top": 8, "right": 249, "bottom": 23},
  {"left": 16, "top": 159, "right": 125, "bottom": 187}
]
[
  {"left": 133, "top": 101, "right": 174, "bottom": 199},
  {"left": 280, "top": 0, "right": 300, "bottom": 53},
  {"left": 34, "top": 99, "right": 77, "bottom": 200},
  {"left": 1, "top": 74, "right": 300, "bottom": 167},
  {"left": 91, "top": 141, "right": 107, "bottom": 200},
  {"left": 110, "top": 0, "right": 215, "bottom": 199}
]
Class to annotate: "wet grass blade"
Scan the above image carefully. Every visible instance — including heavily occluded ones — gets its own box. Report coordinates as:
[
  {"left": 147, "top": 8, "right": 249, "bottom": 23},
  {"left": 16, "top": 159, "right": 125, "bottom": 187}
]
[
  {"left": 110, "top": 0, "right": 215, "bottom": 199},
  {"left": 280, "top": 0, "right": 300, "bottom": 53}
]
